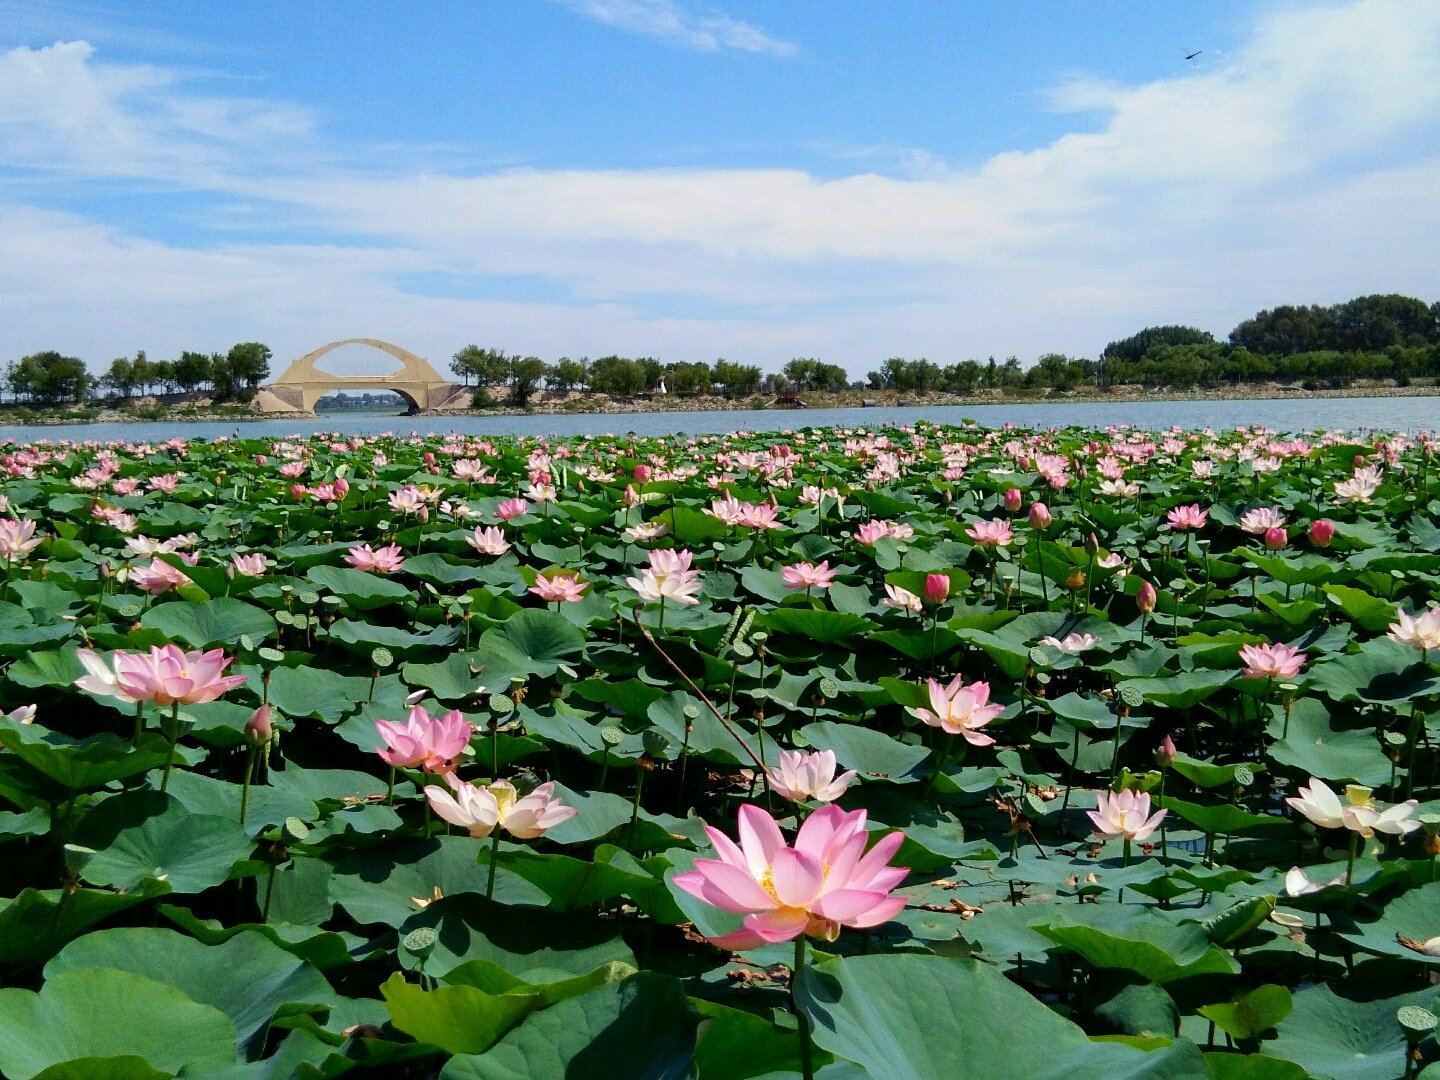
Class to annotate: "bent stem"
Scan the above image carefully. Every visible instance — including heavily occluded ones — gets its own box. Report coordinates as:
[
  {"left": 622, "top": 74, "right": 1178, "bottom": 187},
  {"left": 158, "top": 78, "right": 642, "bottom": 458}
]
[
  {"left": 1344, "top": 829, "right": 1359, "bottom": 907},
  {"left": 922, "top": 733, "right": 956, "bottom": 802},
  {"left": 160, "top": 702, "right": 180, "bottom": 793},
  {"left": 792, "top": 936, "right": 815, "bottom": 1080},
  {"left": 485, "top": 830, "right": 502, "bottom": 899},
  {"left": 240, "top": 745, "right": 257, "bottom": 828}
]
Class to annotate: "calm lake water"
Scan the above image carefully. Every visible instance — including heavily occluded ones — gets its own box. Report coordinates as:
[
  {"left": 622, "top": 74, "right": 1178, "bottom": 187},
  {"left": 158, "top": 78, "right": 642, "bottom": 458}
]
[{"left": 0, "top": 396, "right": 1433, "bottom": 443}]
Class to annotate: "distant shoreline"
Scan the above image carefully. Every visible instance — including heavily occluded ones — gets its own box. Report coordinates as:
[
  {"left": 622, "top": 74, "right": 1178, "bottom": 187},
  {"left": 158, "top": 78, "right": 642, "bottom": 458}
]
[{"left": 0, "top": 381, "right": 1436, "bottom": 426}]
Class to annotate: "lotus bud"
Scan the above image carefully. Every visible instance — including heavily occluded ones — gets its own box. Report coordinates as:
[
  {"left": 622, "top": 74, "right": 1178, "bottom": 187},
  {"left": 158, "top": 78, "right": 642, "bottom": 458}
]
[
  {"left": 1028, "top": 502, "right": 1052, "bottom": 531},
  {"left": 633, "top": 463, "right": 652, "bottom": 483},
  {"left": 245, "top": 704, "right": 273, "bottom": 747},
  {"left": 424, "top": 452, "right": 436, "bottom": 466},
  {"left": 622, "top": 484, "right": 640, "bottom": 507},
  {"left": 1155, "top": 735, "right": 1176, "bottom": 767},
  {"left": 333, "top": 476, "right": 350, "bottom": 498},
  {"left": 1353, "top": 454, "right": 1366, "bottom": 469},
  {"left": 290, "top": 483, "right": 307, "bottom": 501},
  {"left": 923, "top": 573, "right": 950, "bottom": 605},
  {"left": 1309, "top": 519, "right": 1335, "bottom": 548},
  {"left": 1085, "top": 532, "right": 1100, "bottom": 556},
  {"left": 1136, "top": 579, "right": 1157, "bottom": 613},
  {"left": 416, "top": 505, "right": 430, "bottom": 525},
  {"left": 1263, "top": 526, "right": 1287, "bottom": 550},
  {"left": 1003, "top": 487, "right": 1022, "bottom": 512},
  {"left": 255, "top": 454, "right": 269, "bottom": 466}
]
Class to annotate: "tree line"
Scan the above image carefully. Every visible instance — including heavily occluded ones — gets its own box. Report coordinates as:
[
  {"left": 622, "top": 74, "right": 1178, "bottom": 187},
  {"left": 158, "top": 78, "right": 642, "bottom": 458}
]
[
  {"left": 1100, "top": 293, "right": 1440, "bottom": 390},
  {"left": 2, "top": 344, "right": 273, "bottom": 407},
  {"left": 11, "top": 292, "right": 1437, "bottom": 410}
]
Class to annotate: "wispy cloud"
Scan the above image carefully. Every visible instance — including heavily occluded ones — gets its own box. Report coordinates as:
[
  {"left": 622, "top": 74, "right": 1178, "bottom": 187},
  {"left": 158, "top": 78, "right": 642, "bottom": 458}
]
[
  {"left": 0, "top": 0, "right": 1437, "bottom": 370},
  {"left": 549, "top": 0, "right": 795, "bottom": 56}
]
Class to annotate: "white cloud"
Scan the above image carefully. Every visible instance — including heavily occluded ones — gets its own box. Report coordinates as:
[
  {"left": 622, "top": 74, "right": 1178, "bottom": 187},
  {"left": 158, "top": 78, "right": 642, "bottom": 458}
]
[
  {"left": 0, "top": 0, "right": 1437, "bottom": 372},
  {"left": 548, "top": 0, "right": 795, "bottom": 56}
]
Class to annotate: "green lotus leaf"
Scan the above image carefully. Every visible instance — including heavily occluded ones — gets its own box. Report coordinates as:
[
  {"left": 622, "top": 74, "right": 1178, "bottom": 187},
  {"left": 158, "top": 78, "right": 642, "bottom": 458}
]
[
  {"left": 305, "top": 564, "right": 413, "bottom": 609},
  {"left": 1267, "top": 982, "right": 1440, "bottom": 1080},
  {"left": 74, "top": 790, "right": 254, "bottom": 895},
  {"left": 438, "top": 972, "right": 699, "bottom": 1080},
  {"left": 797, "top": 954, "right": 1211, "bottom": 1079},
  {"left": 799, "top": 720, "right": 929, "bottom": 784},
  {"left": 47, "top": 928, "right": 337, "bottom": 1058},
  {"left": 140, "top": 598, "right": 277, "bottom": 648},
  {"left": 1031, "top": 908, "right": 1242, "bottom": 984},
  {"left": 0, "top": 969, "right": 236, "bottom": 1080}
]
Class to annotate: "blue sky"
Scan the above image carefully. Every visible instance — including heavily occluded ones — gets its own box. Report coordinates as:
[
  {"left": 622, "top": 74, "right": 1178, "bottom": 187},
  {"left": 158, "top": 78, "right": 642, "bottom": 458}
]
[{"left": 1, "top": 0, "right": 1437, "bottom": 376}]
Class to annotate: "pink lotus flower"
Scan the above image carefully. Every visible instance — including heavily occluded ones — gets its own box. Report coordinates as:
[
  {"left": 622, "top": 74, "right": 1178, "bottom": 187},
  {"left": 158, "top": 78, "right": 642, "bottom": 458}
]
[
  {"left": 1239, "top": 506, "right": 1287, "bottom": 535},
  {"left": 1039, "top": 632, "right": 1098, "bottom": 653},
  {"left": 278, "top": 461, "right": 306, "bottom": 478},
  {"left": 147, "top": 474, "right": 180, "bottom": 494},
  {"left": 245, "top": 704, "right": 273, "bottom": 746},
  {"left": 529, "top": 570, "right": 589, "bottom": 603},
  {"left": 781, "top": 560, "right": 837, "bottom": 590},
  {"left": 1136, "top": 580, "right": 1157, "bottom": 613},
  {"left": 1309, "top": 519, "right": 1335, "bottom": 547},
  {"left": 1028, "top": 502, "right": 1052, "bottom": 531},
  {"left": 375, "top": 705, "right": 472, "bottom": 774},
  {"left": 628, "top": 548, "right": 703, "bottom": 605},
  {"left": 74, "top": 649, "right": 140, "bottom": 704},
  {"left": 767, "top": 749, "right": 857, "bottom": 803},
  {"left": 739, "top": 503, "right": 781, "bottom": 530},
  {"left": 424, "top": 776, "right": 577, "bottom": 839},
  {"left": 466, "top": 526, "right": 511, "bottom": 556},
  {"left": 1088, "top": 789, "right": 1167, "bottom": 842},
  {"left": 496, "top": 497, "right": 529, "bottom": 521},
  {"left": 1003, "top": 488, "right": 1022, "bottom": 512},
  {"left": 882, "top": 584, "right": 922, "bottom": 612},
  {"left": 130, "top": 557, "right": 192, "bottom": 595},
  {"left": 912, "top": 675, "right": 1002, "bottom": 746},
  {"left": 1238, "top": 642, "right": 1305, "bottom": 680},
  {"left": 78, "top": 645, "right": 247, "bottom": 707},
  {"left": 854, "top": 519, "right": 890, "bottom": 546},
  {"left": 1263, "top": 526, "right": 1287, "bottom": 550},
  {"left": 965, "top": 519, "right": 1013, "bottom": 548},
  {"left": 1166, "top": 504, "right": 1208, "bottom": 530},
  {"left": 0, "top": 519, "right": 43, "bottom": 559},
  {"left": 673, "top": 804, "right": 908, "bottom": 949},
  {"left": 706, "top": 494, "right": 746, "bottom": 526},
  {"left": 344, "top": 543, "right": 406, "bottom": 573},
  {"left": 1286, "top": 777, "right": 1419, "bottom": 837},
  {"left": 490, "top": 779, "right": 577, "bottom": 838},
  {"left": 230, "top": 552, "right": 269, "bottom": 576},
  {"left": 1155, "top": 735, "right": 1177, "bottom": 767},
  {"left": 923, "top": 573, "right": 950, "bottom": 605}
]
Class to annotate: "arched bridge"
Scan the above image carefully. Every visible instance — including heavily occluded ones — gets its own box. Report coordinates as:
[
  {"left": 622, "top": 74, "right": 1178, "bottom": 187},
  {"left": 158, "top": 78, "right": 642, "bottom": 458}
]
[{"left": 255, "top": 338, "right": 469, "bottom": 415}]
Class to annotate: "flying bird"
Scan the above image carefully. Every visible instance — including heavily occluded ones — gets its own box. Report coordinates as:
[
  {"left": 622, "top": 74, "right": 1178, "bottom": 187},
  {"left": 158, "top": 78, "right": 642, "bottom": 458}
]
[{"left": 1184, "top": 50, "right": 1203, "bottom": 60}]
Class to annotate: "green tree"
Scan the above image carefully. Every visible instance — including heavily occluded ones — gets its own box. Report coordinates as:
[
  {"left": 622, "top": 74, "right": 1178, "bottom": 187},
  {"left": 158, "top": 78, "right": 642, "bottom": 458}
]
[
  {"left": 151, "top": 359, "right": 178, "bottom": 394},
  {"left": 712, "top": 359, "right": 761, "bottom": 396},
  {"left": 10, "top": 351, "right": 91, "bottom": 405},
  {"left": 548, "top": 357, "right": 588, "bottom": 393},
  {"left": 227, "top": 342, "right": 272, "bottom": 391},
  {"left": 508, "top": 356, "right": 548, "bottom": 407},
  {"left": 588, "top": 356, "right": 645, "bottom": 396},
  {"left": 1102, "top": 326, "right": 1216, "bottom": 365},
  {"left": 103, "top": 357, "right": 138, "bottom": 399},
  {"left": 665, "top": 361, "right": 713, "bottom": 396},
  {"left": 173, "top": 351, "right": 213, "bottom": 393},
  {"left": 451, "top": 345, "right": 511, "bottom": 387},
  {"left": 130, "top": 350, "right": 155, "bottom": 395},
  {"left": 210, "top": 354, "right": 241, "bottom": 402}
]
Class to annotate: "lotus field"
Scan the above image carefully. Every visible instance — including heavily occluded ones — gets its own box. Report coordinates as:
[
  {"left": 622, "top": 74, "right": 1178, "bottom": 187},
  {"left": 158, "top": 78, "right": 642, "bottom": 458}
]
[{"left": 3, "top": 422, "right": 1440, "bottom": 1080}]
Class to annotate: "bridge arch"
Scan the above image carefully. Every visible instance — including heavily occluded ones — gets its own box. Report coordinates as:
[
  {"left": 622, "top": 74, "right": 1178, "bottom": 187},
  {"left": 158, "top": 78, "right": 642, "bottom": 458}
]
[{"left": 258, "top": 338, "right": 467, "bottom": 415}]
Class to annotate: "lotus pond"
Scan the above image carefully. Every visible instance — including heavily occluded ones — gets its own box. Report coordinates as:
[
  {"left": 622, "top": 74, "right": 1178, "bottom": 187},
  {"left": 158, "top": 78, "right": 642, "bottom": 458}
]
[{"left": 0, "top": 423, "right": 1438, "bottom": 1080}]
